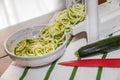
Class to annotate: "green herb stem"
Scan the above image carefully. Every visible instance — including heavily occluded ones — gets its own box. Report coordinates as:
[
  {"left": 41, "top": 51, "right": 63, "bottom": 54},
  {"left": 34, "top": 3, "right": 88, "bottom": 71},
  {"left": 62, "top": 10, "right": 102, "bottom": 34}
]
[
  {"left": 19, "top": 67, "right": 30, "bottom": 80},
  {"left": 96, "top": 53, "right": 107, "bottom": 80},
  {"left": 69, "top": 51, "right": 80, "bottom": 80},
  {"left": 96, "top": 34, "right": 112, "bottom": 80},
  {"left": 44, "top": 60, "right": 58, "bottom": 80},
  {"left": 44, "top": 36, "right": 73, "bottom": 80}
]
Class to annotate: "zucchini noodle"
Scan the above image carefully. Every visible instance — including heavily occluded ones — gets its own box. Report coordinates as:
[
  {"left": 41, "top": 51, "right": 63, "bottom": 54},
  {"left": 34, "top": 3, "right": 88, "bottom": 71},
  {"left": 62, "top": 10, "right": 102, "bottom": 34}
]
[{"left": 14, "top": 3, "right": 86, "bottom": 56}]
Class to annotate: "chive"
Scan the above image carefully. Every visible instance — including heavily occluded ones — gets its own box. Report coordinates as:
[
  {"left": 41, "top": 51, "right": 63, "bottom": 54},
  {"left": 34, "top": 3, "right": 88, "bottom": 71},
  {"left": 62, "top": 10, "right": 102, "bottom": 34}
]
[
  {"left": 44, "top": 60, "right": 57, "bottom": 80},
  {"left": 96, "top": 53, "right": 107, "bottom": 80},
  {"left": 19, "top": 67, "right": 30, "bottom": 80},
  {"left": 96, "top": 67, "right": 103, "bottom": 80},
  {"left": 69, "top": 51, "right": 80, "bottom": 80},
  {"left": 96, "top": 34, "right": 112, "bottom": 80},
  {"left": 96, "top": 33, "right": 112, "bottom": 80},
  {"left": 69, "top": 66, "right": 79, "bottom": 80},
  {"left": 67, "top": 36, "right": 73, "bottom": 47},
  {"left": 44, "top": 36, "right": 73, "bottom": 80}
]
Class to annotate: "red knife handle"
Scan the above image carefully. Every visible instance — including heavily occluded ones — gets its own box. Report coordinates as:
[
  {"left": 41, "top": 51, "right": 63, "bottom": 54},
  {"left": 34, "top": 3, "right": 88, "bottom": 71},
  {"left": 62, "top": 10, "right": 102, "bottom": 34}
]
[{"left": 59, "top": 58, "right": 120, "bottom": 67}]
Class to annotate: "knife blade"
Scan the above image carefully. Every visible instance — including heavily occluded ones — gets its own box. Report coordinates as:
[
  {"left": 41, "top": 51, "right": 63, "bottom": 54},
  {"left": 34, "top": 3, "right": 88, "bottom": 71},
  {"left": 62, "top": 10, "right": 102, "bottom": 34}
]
[{"left": 59, "top": 58, "right": 120, "bottom": 67}]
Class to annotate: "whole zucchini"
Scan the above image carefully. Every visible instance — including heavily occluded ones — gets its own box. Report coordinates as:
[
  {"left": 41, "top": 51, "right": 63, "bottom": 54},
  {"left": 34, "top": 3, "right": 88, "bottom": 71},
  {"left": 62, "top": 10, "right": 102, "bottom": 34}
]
[{"left": 77, "top": 35, "right": 120, "bottom": 57}]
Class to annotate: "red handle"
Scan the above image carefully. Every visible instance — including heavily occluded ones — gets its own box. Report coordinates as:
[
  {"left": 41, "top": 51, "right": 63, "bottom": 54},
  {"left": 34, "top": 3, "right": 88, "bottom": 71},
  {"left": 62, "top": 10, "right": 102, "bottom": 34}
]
[{"left": 59, "top": 58, "right": 120, "bottom": 67}]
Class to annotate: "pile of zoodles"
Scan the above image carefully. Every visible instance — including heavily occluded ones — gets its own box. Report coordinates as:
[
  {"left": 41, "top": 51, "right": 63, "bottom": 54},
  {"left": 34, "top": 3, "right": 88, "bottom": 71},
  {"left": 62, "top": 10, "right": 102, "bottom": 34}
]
[{"left": 14, "top": 3, "right": 86, "bottom": 56}]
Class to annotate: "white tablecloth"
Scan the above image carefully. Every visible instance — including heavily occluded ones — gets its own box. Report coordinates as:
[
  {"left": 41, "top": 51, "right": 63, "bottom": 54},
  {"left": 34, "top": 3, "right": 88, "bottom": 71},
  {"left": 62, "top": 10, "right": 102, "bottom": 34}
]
[{"left": 1, "top": 32, "right": 120, "bottom": 80}]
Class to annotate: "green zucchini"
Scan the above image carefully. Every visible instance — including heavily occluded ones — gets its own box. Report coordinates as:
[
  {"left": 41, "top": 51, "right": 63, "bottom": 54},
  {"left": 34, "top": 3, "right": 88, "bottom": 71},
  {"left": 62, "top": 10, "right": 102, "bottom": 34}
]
[{"left": 76, "top": 35, "right": 120, "bottom": 57}]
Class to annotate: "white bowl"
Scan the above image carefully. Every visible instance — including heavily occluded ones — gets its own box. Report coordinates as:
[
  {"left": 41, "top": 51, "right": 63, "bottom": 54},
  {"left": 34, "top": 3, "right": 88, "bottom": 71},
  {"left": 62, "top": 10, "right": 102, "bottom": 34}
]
[{"left": 4, "top": 25, "right": 68, "bottom": 67}]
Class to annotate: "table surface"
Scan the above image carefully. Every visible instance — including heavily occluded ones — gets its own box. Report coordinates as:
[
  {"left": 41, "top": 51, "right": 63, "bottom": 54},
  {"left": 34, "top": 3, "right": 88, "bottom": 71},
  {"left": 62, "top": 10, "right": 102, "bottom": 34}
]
[
  {"left": 1, "top": 29, "right": 120, "bottom": 80},
  {"left": 0, "top": 0, "right": 120, "bottom": 79}
]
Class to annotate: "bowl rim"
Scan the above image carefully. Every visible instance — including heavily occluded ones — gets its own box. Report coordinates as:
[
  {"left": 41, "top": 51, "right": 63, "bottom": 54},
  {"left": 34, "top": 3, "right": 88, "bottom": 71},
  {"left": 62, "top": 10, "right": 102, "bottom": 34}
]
[{"left": 4, "top": 26, "right": 68, "bottom": 60}]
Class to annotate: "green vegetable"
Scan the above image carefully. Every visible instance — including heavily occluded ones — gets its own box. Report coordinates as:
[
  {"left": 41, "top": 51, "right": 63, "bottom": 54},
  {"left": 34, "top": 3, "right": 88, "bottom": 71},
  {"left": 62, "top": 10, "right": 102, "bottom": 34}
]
[
  {"left": 14, "top": 3, "right": 86, "bottom": 56},
  {"left": 56, "top": 4, "right": 86, "bottom": 32},
  {"left": 76, "top": 35, "right": 120, "bottom": 57}
]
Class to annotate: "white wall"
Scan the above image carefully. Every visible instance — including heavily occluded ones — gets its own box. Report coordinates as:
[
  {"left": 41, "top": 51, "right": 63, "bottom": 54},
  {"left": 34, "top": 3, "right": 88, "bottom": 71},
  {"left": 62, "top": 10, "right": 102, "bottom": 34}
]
[
  {"left": 0, "top": 0, "right": 120, "bottom": 29},
  {"left": 0, "top": 0, "right": 9, "bottom": 29},
  {"left": 0, "top": 0, "right": 66, "bottom": 29}
]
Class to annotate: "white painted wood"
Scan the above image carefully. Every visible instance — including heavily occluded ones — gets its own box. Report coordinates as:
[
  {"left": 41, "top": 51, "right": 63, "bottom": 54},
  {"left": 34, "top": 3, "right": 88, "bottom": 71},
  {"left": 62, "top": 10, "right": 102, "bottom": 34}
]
[
  {"left": 87, "top": 0, "right": 99, "bottom": 43},
  {"left": 0, "top": 0, "right": 9, "bottom": 29}
]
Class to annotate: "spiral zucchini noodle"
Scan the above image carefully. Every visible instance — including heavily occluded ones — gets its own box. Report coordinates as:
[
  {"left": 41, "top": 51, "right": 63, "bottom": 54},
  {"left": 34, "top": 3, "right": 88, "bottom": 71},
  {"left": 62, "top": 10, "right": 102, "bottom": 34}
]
[{"left": 14, "top": 3, "right": 86, "bottom": 56}]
